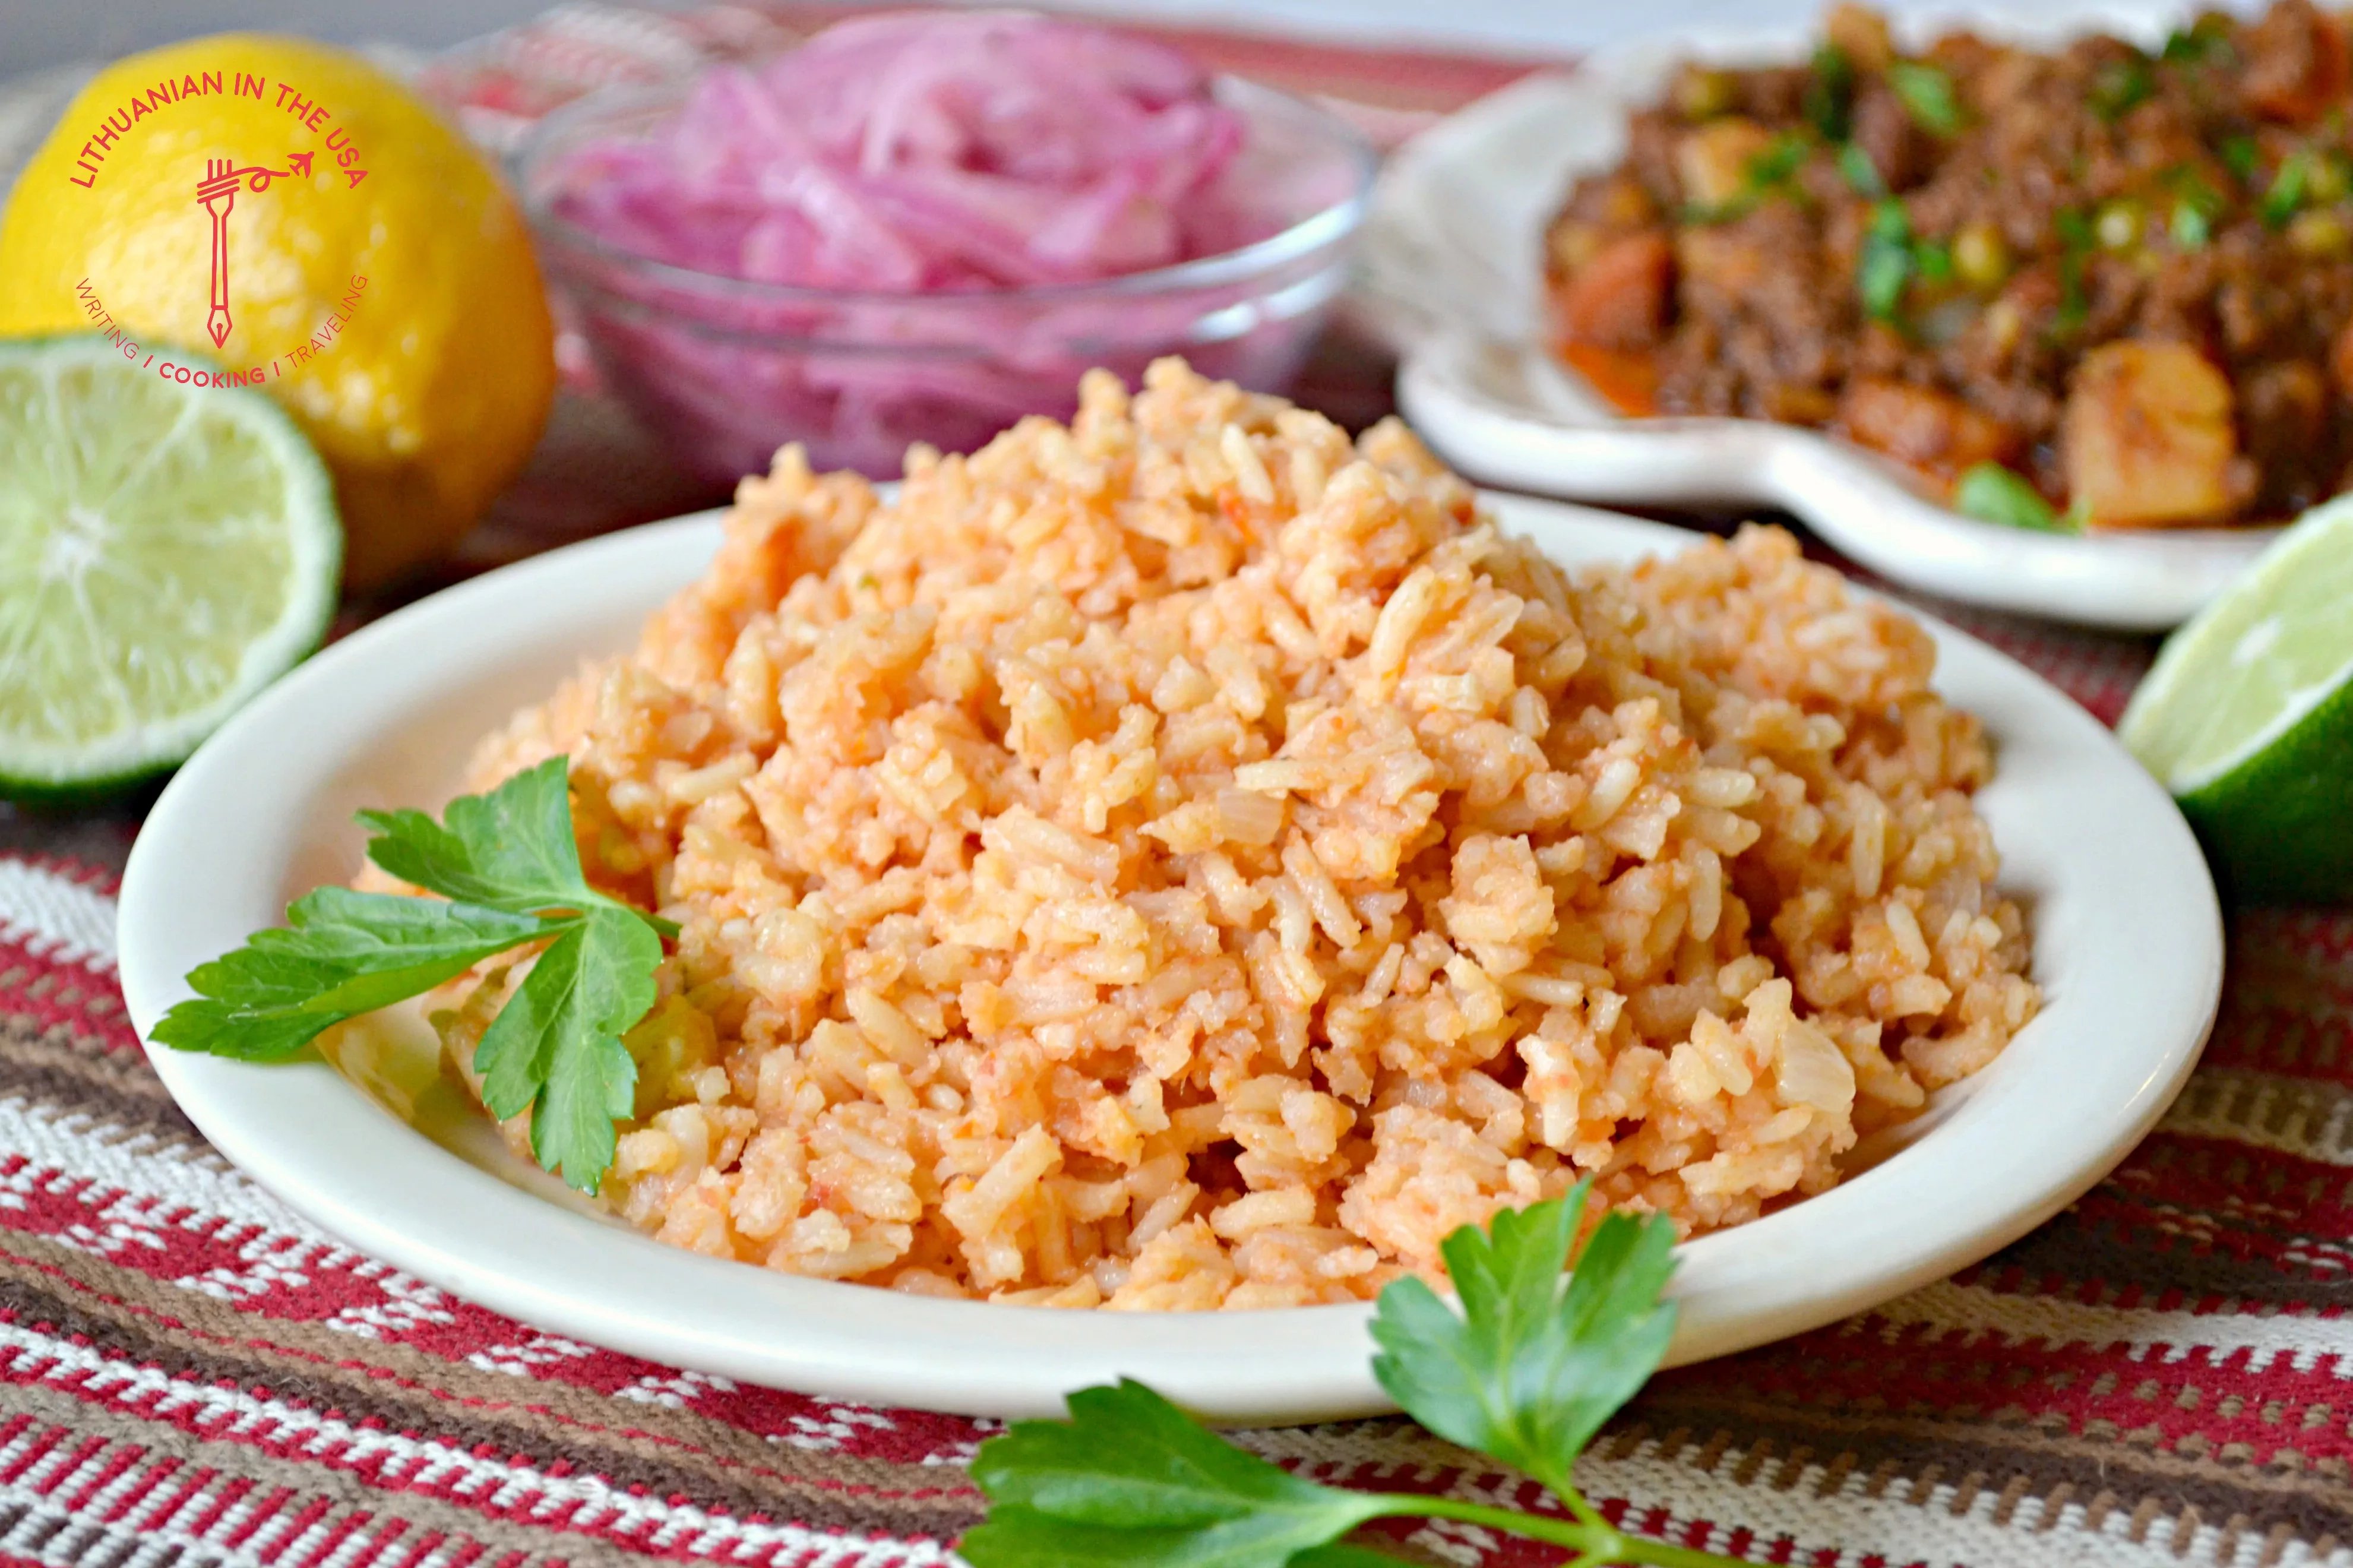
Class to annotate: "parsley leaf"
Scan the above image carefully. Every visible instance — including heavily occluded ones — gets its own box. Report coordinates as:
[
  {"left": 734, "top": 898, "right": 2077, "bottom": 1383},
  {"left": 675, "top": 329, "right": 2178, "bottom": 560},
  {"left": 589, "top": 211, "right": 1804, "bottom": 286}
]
[
  {"left": 151, "top": 755, "right": 673, "bottom": 1194},
  {"left": 966, "top": 1193, "right": 1725, "bottom": 1568},
  {"left": 152, "top": 888, "right": 556, "bottom": 1061},
  {"left": 2220, "top": 134, "right": 2260, "bottom": 182},
  {"left": 476, "top": 904, "right": 660, "bottom": 1188},
  {"left": 1370, "top": 1180, "right": 1678, "bottom": 1500},
  {"left": 1954, "top": 463, "right": 2077, "bottom": 532},
  {"left": 962, "top": 1380, "right": 1391, "bottom": 1566},
  {"left": 359, "top": 755, "right": 672, "bottom": 933},
  {"left": 1889, "top": 61, "right": 1964, "bottom": 135}
]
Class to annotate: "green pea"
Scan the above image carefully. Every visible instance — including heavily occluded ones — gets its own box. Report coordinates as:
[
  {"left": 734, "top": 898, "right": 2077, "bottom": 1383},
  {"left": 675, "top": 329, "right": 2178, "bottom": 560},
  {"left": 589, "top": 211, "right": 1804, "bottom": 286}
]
[
  {"left": 2288, "top": 208, "right": 2349, "bottom": 255},
  {"left": 2305, "top": 152, "right": 2349, "bottom": 206}
]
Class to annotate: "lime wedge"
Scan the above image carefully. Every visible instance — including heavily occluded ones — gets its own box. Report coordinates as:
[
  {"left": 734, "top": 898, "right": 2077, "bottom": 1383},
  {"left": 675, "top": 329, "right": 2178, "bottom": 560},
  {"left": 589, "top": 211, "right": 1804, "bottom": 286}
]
[
  {"left": 0, "top": 334, "right": 340, "bottom": 800},
  {"left": 2118, "top": 496, "right": 2353, "bottom": 901}
]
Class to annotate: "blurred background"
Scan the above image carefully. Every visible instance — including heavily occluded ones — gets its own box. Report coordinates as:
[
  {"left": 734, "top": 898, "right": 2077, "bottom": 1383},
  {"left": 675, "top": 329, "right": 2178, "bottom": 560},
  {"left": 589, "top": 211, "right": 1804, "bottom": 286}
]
[{"left": 0, "top": 0, "right": 2266, "bottom": 74}]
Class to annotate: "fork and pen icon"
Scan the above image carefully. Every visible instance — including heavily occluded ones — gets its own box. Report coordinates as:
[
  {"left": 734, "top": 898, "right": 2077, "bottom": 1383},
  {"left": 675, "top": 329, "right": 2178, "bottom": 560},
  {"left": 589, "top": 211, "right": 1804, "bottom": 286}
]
[{"left": 195, "top": 151, "right": 314, "bottom": 347}]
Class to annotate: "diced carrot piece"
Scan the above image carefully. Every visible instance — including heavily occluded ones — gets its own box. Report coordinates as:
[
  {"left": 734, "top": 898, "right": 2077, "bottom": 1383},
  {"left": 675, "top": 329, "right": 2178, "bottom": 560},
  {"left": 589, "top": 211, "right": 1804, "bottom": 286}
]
[
  {"left": 2243, "top": 4, "right": 2349, "bottom": 122},
  {"left": 1551, "top": 230, "right": 1674, "bottom": 352},
  {"left": 2328, "top": 317, "right": 2353, "bottom": 396},
  {"left": 2063, "top": 342, "right": 2241, "bottom": 527},
  {"left": 1557, "top": 343, "right": 1661, "bottom": 416},
  {"left": 1835, "top": 377, "right": 2019, "bottom": 487}
]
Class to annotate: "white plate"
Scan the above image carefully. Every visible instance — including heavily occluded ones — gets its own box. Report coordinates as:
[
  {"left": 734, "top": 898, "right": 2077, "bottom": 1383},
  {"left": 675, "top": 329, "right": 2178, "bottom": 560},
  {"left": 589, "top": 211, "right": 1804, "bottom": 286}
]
[
  {"left": 1356, "top": 4, "right": 2280, "bottom": 631},
  {"left": 115, "top": 494, "right": 2223, "bottom": 1424}
]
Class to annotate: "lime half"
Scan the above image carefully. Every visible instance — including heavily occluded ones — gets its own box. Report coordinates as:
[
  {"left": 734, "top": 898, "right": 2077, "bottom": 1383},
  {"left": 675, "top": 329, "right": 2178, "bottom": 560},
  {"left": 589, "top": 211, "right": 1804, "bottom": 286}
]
[
  {"left": 2118, "top": 497, "right": 2353, "bottom": 902},
  {"left": 0, "top": 335, "right": 340, "bottom": 800}
]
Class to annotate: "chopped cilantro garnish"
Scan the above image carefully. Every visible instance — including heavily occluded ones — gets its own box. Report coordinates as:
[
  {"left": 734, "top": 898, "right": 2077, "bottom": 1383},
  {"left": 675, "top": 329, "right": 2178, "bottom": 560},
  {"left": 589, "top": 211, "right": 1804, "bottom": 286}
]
[
  {"left": 2089, "top": 54, "right": 2155, "bottom": 121},
  {"left": 1747, "top": 129, "right": 1813, "bottom": 186},
  {"left": 2048, "top": 207, "right": 2094, "bottom": 337},
  {"left": 2162, "top": 16, "right": 2235, "bottom": 67},
  {"left": 2165, "top": 166, "right": 2225, "bottom": 248},
  {"left": 2220, "top": 134, "right": 2260, "bottom": 182},
  {"left": 1955, "top": 463, "right": 2077, "bottom": 532},
  {"left": 1859, "top": 199, "right": 1916, "bottom": 320},
  {"left": 1889, "top": 61, "right": 1965, "bottom": 135},
  {"left": 1838, "top": 140, "right": 1887, "bottom": 196},
  {"left": 1805, "top": 43, "right": 1855, "bottom": 140},
  {"left": 2263, "top": 150, "right": 2313, "bottom": 228},
  {"left": 2053, "top": 255, "right": 2089, "bottom": 337}
]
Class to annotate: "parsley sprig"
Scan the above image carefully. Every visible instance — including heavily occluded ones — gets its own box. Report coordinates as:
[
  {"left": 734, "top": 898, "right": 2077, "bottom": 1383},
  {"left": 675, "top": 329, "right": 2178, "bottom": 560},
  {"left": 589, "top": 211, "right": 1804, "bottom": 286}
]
[
  {"left": 962, "top": 1180, "right": 1744, "bottom": 1567},
  {"left": 153, "top": 757, "right": 672, "bottom": 1191}
]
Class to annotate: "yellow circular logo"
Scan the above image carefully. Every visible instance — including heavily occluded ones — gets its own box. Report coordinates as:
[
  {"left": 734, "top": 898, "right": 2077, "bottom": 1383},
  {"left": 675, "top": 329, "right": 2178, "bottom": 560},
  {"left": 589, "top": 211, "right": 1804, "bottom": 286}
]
[{"left": 56, "top": 66, "right": 377, "bottom": 387}]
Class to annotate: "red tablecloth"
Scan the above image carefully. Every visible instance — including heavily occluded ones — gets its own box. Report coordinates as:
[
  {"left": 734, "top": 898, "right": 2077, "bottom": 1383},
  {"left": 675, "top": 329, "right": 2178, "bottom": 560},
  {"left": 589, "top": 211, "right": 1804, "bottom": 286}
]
[{"left": 5, "top": 10, "right": 2351, "bottom": 1567}]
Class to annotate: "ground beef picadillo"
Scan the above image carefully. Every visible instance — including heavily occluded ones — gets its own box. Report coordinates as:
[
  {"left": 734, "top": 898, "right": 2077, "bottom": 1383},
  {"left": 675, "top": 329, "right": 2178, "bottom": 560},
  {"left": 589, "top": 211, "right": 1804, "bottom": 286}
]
[{"left": 1544, "top": 1, "right": 2353, "bottom": 528}]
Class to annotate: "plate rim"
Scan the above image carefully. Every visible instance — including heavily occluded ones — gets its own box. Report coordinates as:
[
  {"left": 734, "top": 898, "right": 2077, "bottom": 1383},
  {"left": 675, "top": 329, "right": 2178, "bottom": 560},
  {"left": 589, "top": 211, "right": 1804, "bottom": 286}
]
[
  {"left": 1361, "top": 5, "right": 2283, "bottom": 631},
  {"left": 116, "top": 494, "right": 2224, "bottom": 1423}
]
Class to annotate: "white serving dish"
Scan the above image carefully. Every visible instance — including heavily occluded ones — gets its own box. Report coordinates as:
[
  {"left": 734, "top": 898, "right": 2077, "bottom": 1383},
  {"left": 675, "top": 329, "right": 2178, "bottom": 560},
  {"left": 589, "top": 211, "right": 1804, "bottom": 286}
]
[{"left": 116, "top": 493, "right": 2223, "bottom": 1423}]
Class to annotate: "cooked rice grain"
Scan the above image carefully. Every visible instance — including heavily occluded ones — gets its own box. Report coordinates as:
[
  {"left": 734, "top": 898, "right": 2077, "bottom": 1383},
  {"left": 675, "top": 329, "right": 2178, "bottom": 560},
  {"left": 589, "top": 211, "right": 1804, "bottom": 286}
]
[{"left": 434, "top": 358, "right": 2037, "bottom": 1308}]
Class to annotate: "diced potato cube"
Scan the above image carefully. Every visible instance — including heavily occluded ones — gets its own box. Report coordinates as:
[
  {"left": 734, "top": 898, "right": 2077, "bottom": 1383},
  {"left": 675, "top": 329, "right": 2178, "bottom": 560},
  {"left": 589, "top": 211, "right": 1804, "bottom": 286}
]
[
  {"left": 1675, "top": 226, "right": 1766, "bottom": 296},
  {"left": 1825, "top": 3, "right": 1895, "bottom": 71},
  {"left": 2062, "top": 342, "right": 2241, "bottom": 528},
  {"left": 1836, "top": 377, "right": 2018, "bottom": 486},
  {"left": 1676, "top": 118, "right": 1774, "bottom": 209}
]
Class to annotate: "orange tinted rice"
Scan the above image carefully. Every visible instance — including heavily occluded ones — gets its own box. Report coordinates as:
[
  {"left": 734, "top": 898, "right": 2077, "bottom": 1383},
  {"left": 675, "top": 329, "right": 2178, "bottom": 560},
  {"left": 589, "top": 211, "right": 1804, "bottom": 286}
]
[{"left": 427, "top": 358, "right": 2037, "bottom": 1308}]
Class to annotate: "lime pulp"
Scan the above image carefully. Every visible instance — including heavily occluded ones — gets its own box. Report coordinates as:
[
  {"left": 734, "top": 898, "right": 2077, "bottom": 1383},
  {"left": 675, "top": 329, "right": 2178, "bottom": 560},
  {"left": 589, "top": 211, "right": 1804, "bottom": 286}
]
[
  {"left": 2118, "top": 496, "right": 2353, "bottom": 901},
  {"left": 0, "top": 334, "right": 341, "bottom": 799}
]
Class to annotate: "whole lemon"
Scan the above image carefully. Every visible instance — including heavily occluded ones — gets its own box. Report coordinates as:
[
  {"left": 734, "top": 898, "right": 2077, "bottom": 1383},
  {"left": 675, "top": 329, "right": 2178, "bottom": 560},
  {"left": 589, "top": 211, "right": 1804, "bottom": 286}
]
[{"left": 0, "top": 34, "right": 555, "bottom": 588}]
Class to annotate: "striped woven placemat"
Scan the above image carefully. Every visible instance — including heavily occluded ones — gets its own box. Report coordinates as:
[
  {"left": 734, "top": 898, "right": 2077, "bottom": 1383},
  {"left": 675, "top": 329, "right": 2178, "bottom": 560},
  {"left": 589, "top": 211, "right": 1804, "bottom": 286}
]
[
  {"left": 4, "top": 9, "right": 2352, "bottom": 1566},
  {"left": 10, "top": 615, "right": 2351, "bottom": 1568}
]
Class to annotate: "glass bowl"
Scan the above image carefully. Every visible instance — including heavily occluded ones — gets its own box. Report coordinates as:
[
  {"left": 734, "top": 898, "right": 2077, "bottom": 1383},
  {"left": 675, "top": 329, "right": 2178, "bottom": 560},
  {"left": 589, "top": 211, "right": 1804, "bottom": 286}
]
[{"left": 517, "top": 74, "right": 1378, "bottom": 484}]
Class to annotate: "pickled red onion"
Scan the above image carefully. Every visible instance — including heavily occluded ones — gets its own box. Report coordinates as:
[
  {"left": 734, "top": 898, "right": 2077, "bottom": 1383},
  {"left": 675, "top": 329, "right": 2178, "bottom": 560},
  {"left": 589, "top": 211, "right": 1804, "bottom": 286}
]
[{"left": 547, "top": 11, "right": 1257, "bottom": 290}]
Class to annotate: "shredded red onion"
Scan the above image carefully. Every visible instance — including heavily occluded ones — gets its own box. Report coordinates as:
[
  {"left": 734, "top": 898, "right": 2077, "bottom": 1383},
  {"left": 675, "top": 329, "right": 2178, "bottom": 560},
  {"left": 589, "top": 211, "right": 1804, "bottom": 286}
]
[
  {"left": 529, "top": 12, "right": 1364, "bottom": 481},
  {"left": 549, "top": 11, "right": 1253, "bottom": 290}
]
